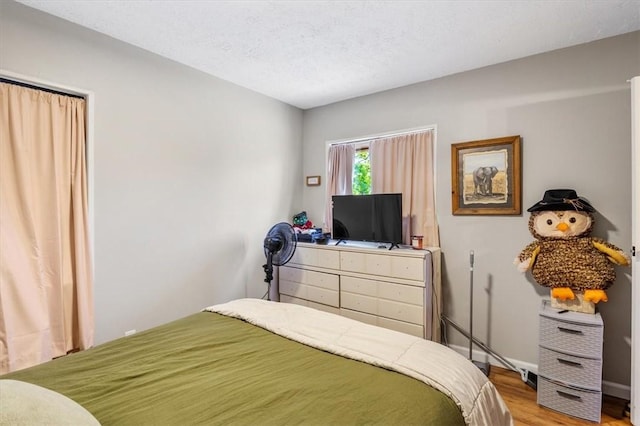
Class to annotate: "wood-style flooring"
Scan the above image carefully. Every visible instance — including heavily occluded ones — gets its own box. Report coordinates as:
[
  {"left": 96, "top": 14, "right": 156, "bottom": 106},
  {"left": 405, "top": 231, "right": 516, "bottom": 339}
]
[{"left": 489, "top": 367, "right": 631, "bottom": 426}]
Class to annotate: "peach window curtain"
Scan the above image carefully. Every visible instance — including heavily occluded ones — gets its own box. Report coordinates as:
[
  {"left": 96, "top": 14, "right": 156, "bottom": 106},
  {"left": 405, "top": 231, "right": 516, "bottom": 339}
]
[
  {"left": 370, "top": 130, "right": 439, "bottom": 247},
  {"left": 324, "top": 143, "right": 355, "bottom": 233},
  {"left": 0, "top": 82, "right": 94, "bottom": 374}
]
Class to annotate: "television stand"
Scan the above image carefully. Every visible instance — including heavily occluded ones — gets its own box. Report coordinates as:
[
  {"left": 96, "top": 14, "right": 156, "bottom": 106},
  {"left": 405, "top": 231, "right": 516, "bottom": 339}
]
[{"left": 335, "top": 239, "right": 347, "bottom": 246}]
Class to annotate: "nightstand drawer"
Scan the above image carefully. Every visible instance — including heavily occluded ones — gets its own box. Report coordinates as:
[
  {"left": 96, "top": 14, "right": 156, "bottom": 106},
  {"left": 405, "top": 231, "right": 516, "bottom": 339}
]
[
  {"left": 539, "top": 316, "right": 603, "bottom": 358},
  {"left": 538, "top": 346, "right": 602, "bottom": 390},
  {"left": 537, "top": 377, "right": 601, "bottom": 423}
]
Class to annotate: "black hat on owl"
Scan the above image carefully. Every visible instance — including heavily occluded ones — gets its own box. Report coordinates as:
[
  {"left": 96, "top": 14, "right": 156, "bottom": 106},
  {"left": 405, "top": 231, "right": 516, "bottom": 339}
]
[{"left": 527, "top": 189, "right": 595, "bottom": 213}]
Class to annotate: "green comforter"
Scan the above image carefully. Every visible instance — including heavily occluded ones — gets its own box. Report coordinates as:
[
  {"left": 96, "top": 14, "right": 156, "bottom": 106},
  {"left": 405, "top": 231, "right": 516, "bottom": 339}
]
[{"left": 2, "top": 312, "right": 464, "bottom": 425}]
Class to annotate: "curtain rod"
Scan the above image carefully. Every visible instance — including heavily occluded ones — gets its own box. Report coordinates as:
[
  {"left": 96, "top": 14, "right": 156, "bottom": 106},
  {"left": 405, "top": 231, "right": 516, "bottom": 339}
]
[
  {"left": 328, "top": 126, "right": 434, "bottom": 147},
  {"left": 0, "top": 77, "right": 85, "bottom": 99}
]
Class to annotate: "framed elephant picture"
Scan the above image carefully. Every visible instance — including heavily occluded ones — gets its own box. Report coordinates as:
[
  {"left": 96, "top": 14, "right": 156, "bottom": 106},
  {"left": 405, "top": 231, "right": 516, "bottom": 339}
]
[{"left": 451, "top": 135, "right": 521, "bottom": 215}]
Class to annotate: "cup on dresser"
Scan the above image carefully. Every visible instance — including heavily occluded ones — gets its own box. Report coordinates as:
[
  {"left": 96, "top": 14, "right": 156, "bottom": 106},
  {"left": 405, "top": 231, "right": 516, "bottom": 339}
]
[{"left": 411, "top": 235, "right": 423, "bottom": 250}]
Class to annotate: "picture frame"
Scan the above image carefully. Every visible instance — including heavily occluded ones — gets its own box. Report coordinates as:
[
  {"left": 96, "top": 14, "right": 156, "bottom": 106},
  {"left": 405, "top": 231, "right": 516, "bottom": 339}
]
[
  {"left": 306, "top": 175, "right": 321, "bottom": 186},
  {"left": 451, "top": 135, "right": 521, "bottom": 215}
]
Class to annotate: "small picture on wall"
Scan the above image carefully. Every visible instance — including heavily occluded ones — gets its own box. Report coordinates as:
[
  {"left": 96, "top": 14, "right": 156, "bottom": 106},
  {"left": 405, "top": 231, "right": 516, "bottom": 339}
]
[
  {"left": 306, "top": 176, "right": 321, "bottom": 186},
  {"left": 451, "top": 135, "right": 521, "bottom": 215}
]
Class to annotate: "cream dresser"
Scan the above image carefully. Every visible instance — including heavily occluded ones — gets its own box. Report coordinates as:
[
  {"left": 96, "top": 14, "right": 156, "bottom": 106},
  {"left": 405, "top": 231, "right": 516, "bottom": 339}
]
[
  {"left": 277, "top": 242, "right": 441, "bottom": 341},
  {"left": 537, "top": 300, "right": 603, "bottom": 422}
]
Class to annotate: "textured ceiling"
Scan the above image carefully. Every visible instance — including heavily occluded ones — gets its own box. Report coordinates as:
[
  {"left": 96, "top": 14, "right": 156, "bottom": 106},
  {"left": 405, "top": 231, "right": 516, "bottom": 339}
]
[{"left": 16, "top": 0, "right": 640, "bottom": 109}]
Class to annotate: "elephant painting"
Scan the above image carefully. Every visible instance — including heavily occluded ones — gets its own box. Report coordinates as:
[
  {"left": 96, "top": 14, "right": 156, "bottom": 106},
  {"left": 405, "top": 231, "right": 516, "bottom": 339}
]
[{"left": 473, "top": 166, "right": 498, "bottom": 196}]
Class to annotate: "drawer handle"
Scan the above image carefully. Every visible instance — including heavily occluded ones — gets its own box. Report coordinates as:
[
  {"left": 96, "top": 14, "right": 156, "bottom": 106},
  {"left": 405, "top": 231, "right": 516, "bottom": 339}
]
[
  {"left": 557, "top": 326, "right": 583, "bottom": 335},
  {"left": 556, "top": 390, "right": 582, "bottom": 401},
  {"left": 557, "top": 358, "right": 583, "bottom": 367}
]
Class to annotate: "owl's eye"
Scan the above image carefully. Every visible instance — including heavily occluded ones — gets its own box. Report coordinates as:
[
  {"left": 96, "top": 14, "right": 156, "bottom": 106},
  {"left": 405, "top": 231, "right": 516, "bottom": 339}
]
[
  {"left": 569, "top": 217, "right": 576, "bottom": 223},
  {"left": 546, "top": 219, "right": 553, "bottom": 225}
]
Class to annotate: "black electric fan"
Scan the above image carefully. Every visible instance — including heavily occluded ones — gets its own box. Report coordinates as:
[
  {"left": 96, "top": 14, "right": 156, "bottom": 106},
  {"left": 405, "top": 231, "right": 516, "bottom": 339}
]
[{"left": 262, "top": 222, "right": 297, "bottom": 300}]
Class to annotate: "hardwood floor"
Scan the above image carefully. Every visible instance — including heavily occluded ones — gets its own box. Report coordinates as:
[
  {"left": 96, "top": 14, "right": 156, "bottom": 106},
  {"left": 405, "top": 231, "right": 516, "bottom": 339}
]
[{"left": 489, "top": 367, "right": 631, "bottom": 426}]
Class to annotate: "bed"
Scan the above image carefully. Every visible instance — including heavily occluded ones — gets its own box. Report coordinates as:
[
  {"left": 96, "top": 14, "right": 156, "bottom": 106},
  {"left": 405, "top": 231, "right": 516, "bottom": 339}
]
[{"left": 0, "top": 298, "right": 512, "bottom": 425}]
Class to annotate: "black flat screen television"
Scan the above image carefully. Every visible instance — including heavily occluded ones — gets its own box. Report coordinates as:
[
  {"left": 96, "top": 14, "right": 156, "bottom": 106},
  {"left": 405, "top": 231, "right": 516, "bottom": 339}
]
[{"left": 332, "top": 193, "right": 403, "bottom": 244}]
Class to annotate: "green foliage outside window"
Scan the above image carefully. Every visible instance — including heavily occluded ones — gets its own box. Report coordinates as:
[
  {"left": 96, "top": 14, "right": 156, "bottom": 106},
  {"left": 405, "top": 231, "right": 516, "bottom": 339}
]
[{"left": 353, "top": 149, "right": 371, "bottom": 195}]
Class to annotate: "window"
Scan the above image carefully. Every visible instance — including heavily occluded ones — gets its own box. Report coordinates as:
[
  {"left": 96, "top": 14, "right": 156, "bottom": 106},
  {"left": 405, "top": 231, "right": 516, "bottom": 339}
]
[
  {"left": 326, "top": 127, "right": 438, "bottom": 247},
  {"left": 352, "top": 147, "right": 371, "bottom": 195}
]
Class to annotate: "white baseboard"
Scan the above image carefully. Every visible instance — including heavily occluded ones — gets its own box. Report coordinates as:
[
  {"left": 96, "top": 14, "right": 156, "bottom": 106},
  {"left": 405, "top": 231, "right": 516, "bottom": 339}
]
[{"left": 446, "top": 343, "right": 630, "bottom": 400}]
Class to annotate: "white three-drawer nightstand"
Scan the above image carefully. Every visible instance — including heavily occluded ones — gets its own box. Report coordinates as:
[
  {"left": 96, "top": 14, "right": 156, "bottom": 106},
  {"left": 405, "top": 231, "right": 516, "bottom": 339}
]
[{"left": 537, "top": 300, "right": 603, "bottom": 422}]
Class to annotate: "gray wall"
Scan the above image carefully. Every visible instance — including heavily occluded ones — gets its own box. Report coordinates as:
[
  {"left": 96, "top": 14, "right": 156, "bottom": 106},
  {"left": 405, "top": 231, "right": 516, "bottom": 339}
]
[
  {"left": 302, "top": 32, "right": 639, "bottom": 388},
  {"left": 0, "top": 1, "right": 303, "bottom": 344}
]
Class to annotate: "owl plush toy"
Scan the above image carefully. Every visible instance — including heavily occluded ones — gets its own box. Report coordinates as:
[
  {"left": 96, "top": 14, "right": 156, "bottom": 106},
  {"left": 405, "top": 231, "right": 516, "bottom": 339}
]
[{"left": 515, "top": 189, "right": 630, "bottom": 303}]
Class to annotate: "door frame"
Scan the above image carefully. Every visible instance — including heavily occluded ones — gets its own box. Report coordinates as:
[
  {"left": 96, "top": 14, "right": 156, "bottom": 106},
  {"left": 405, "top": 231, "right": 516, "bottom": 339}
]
[{"left": 631, "top": 75, "right": 639, "bottom": 424}]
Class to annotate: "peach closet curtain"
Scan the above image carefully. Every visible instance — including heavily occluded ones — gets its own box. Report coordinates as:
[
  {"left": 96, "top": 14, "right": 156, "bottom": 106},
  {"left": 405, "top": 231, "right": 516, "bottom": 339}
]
[
  {"left": 324, "top": 143, "right": 355, "bottom": 233},
  {"left": 370, "top": 130, "right": 439, "bottom": 246},
  {"left": 0, "top": 82, "right": 94, "bottom": 374}
]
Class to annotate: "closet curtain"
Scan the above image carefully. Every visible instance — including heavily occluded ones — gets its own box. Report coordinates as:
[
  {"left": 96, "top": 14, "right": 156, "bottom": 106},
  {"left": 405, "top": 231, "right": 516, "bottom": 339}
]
[
  {"left": 370, "top": 130, "right": 439, "bottom": 247},
  {"left": 0, "top": 82, "right": 94, "bottom": 374},
  {"left": 324, "top": 143, "right": 355, "bottom": 233}
]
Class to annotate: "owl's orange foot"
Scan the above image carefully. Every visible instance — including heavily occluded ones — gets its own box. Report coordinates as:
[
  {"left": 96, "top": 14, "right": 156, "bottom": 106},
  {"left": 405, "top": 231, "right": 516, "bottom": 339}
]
[
  {"left": 584, "top": 289, "right": 608, "bottom": 303},
  {"left": 551, "top": 287, "right": 575, "bottom": 301}
]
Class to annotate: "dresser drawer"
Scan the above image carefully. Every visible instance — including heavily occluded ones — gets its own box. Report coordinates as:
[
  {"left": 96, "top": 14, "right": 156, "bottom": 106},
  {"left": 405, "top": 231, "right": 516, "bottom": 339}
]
[
  {"left": 279, "top": 281, "right": 339, "bottom": 307},
  {"left": 341, "top": 276, "right": 424, "bottom": 304},
  {"left": 378, "top": 316, "right": 424, "bottom": 338},
  {"left": 339, "top": 308, "right": 424, "bottom": 338},
  {"left": 340, "top": 252, "right": 424, "bottom": 282},
  {"left": 537, "top": 377, "right": 601, "bottom": 423},
  {"left": 279, "top": 266, "right": 339, "bottom": 290},
  {"left": 538, "top": 346, "right": 602, "bottom": 390},
  {"left": 289, "top": 246, "right": 340, "bottom": 269},
  {"left": 340, "top": 292, "right": 423, "bottom": 324},
  {"left": 539, "top": 316, "right": 603, "bottom": 358},
  {"left": 280, "top": 295, "right": 340, "bottom": 315}
]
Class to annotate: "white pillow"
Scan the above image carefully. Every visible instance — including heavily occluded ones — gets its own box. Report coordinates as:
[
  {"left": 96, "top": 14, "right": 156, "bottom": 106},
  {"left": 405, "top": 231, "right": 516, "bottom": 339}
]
[{"left": 0, "top": 379, "right": 100, "bottom": 425}]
